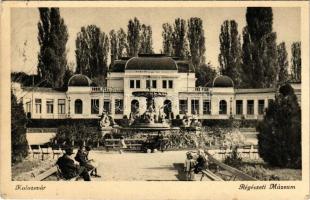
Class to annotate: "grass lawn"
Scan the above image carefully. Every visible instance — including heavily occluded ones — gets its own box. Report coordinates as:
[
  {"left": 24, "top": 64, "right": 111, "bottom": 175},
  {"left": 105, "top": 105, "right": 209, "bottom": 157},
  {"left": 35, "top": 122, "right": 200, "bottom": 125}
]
[
  {"left": 239, "top": 159, "right": 301, "bottom": 180},
  {"left": 12, "top": 157, "right": 55, "bottom": 181}
]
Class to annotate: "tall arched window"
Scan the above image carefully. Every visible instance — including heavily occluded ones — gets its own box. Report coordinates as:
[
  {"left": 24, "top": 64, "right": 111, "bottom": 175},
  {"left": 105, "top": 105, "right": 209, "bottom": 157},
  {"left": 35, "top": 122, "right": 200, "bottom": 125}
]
[
  {"left": 131, "top": 100, "right": 139, "bottom": 113},
  {"left": 219, "top": 100, "right": 227, "bottom": 115},
  {"left": 75, "top": 99, "right": 83, "bottom": 114},
  {"left": 164, "top": 100, "right": 172, "bottom": 119}
]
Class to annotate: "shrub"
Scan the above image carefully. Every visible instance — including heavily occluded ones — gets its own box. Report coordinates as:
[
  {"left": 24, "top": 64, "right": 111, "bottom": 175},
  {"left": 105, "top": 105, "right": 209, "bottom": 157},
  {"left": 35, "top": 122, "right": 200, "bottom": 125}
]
[
  {"left": 257, "top": 84, "right": 301, "bottom": 168},
  {"left": 11, "top": 91, "right": 28, "bottom": 164},
  {"left": 223, "top": 146, "right": 243, "bottom": 168},
  {"left": 240, "top": 165, "right": 271, "bottom": 180}
]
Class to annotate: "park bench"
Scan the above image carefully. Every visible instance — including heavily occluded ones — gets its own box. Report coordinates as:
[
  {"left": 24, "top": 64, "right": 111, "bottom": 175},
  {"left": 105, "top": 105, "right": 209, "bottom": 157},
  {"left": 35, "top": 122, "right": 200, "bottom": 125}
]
[
  {"left": 29, "top": 145, "right": 41, "bottom": 158},
  {"left": 51, "top": 145, "right": 63, "bottom": 159},
  {"left": 40, "top": 144, "right": 50, "bottom": 160},
  {"left": 56, "top": 165, "right": 79, "bottom": 181},
  {"left": 200, "top": 169, "right": 224, "bottom": 181}
]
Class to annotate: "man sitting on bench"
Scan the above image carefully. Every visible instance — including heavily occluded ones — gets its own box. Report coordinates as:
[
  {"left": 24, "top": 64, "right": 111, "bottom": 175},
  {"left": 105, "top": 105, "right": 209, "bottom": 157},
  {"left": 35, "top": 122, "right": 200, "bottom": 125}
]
[
  {"left": 75, "top": 145, "right": 101, "bottom": 178},
  {"left": 56, "top": 147, "right": 91, "bottom": 181}
]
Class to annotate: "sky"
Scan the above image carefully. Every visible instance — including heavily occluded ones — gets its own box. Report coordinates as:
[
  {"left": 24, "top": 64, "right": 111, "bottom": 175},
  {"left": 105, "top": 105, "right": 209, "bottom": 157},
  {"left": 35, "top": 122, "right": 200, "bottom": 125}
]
[{"left": 11, "top": 7, "right": 301, "bottom": 74}]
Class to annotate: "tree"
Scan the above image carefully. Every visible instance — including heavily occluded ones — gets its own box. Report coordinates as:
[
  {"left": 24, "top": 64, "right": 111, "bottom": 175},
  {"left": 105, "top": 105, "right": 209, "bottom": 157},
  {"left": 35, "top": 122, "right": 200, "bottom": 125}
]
[
  {"left": 172, "top": 18, "right": 189, "bottom": 59},
  {"left": 290, "top": 42, "right": 301, "bottom": 82},
  {"left": 187, "top": 17, "right": 206, "bottom": 68},
  {"left": 37, "top": 8, "right": 68, "bottom": 88},
  {"left": 110, "top": 29, "right": 118, "bottom": 63},
  {"left": 117, "top": 28, "right": 127, "bottom": 58},
  {"left": 218, "top": 20, "right": 242, "bottom": 87},
  {"left": 257, "top": 84, "right": 301, "bottom": 168},
  {"left": 241, "top": 7, "right": 277, "bottom": 88},
  {"left": 195, "top": 63, "right": 218, "bottom": 87},
  {"left": 277, "top": 42, "right": 289, "bottom": 85},
  {"left": 75, "top": 25, "right": 109, "bottom": 78},
  {"left": 139, "top": 24, "right": 153, "bottom": 54},
  {"left": 162, "top": 23, "right": 174, "bottom": 56},
  {"left": 11, "top": 91, "right": 28, "bottom": 164},
  {"left": 127, "top": 17, "right": 141, "bottom": 57}
]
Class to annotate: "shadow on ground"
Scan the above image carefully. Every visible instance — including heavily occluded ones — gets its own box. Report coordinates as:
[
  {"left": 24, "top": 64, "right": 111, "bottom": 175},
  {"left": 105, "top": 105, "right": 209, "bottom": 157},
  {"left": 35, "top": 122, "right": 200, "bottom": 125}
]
[{"left": 173, "top": 163, "right": 187, "bottom": 181}]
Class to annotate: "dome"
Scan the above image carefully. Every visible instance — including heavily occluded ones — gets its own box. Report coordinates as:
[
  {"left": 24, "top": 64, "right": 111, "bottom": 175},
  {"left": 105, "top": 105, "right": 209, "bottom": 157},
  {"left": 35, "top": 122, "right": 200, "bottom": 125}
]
[
  {"left": 125, "top": 54, "right": 178, "bottom": 70},
  {"left": 212, "top": 75, "right": 234, "bottom": 87},
  {"left": 68, "top": 74, "right": 91, "bottom": 87}
]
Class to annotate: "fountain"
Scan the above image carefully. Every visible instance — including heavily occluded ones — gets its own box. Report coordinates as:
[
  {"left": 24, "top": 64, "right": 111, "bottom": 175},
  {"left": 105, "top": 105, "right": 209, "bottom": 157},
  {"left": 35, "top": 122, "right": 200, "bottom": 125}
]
[{"left": 118, "top": 90, "right": 180, "bottom": 137}]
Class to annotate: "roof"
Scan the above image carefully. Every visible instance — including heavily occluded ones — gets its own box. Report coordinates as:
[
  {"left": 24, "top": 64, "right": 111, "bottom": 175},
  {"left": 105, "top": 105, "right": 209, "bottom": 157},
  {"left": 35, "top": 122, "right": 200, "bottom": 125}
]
[
  {"left": 109, "top": 58, "right": 130, "bottom": 72},
  {"left": 109, "top": 54, "right": 194, "bottom": 72},
  {"left": 176, "top": 61, "right": 195, "bottom": 73},
  {"left": 68, "top": 74, "right": 91, "bottom": 87},
  {"left": 212, "top": 75, "right": 234, "bottom": 87},
  {"left": 126, "top": 54, "right": 178, "bottom": 70}
]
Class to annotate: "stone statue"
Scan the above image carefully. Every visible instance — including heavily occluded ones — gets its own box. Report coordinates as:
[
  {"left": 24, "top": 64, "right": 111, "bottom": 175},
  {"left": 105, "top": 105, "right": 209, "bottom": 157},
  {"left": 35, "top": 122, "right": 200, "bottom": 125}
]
[
  {"left": 144, "top": 106, "right": 155, "bottom": 124},
  {"left": 99, "top": 111, "right": 111, "bottom": 129},
  {"left": 182, "top": 112, "right": 191, "bottom": 127},
  {"left": 158, "top": 106, "right": 166, "bottom": 123},
  {"left": 190, "top": 110, "right": 201, "bottom": 127}
]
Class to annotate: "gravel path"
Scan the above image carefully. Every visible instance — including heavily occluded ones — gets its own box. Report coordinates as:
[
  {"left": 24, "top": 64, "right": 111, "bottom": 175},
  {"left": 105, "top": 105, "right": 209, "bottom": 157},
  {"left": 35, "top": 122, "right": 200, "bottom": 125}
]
[{"left": 89, "top": 150, "right": 210, "bottom": 181}]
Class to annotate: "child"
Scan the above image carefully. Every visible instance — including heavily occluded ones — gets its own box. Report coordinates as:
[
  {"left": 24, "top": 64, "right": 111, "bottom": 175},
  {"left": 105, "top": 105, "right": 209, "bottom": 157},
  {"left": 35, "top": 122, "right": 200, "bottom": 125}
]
[{"left": 184, "top": 152, "right": 196, "bottom": 181}]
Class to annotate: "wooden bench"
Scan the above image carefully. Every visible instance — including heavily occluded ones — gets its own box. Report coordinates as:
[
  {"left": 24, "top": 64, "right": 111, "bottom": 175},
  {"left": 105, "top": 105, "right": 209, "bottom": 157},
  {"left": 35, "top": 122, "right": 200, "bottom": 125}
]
[
  {"left": 40, "top": 144, "right": 50, "bottom": 160},
  {"left": 51, "top": 145, "right": 63, "bottom": 159},
  {"left": 29, "top": 145, "right": 41, "bottom": 158},
  {"left": 200, "top": 169, "right": 223, "bottom": 181}
]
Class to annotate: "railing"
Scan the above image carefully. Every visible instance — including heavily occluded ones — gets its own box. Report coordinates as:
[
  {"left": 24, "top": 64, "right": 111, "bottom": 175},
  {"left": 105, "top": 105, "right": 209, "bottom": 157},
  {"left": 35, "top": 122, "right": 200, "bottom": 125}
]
[
  {"left": 205, "top": 150, "right": 257, "bottom": 181},
  {"left": 185, "top": 87, "right": 210, "bottom": 92},
  {"left": 103, "top": 87, "right": 124, "bottom": 93},
  {"left": 91, "top": 87, "right": 103, "bottom": 92},
  {"left": 91, "top": 87, "right": 124, "bottom": 93}
]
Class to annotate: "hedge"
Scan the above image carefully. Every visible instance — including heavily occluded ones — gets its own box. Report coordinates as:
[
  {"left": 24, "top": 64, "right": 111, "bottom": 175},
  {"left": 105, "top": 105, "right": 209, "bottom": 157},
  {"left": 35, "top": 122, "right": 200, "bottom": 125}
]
[{"left": 27, "top": 118, "right": 259, "bottom": 128}]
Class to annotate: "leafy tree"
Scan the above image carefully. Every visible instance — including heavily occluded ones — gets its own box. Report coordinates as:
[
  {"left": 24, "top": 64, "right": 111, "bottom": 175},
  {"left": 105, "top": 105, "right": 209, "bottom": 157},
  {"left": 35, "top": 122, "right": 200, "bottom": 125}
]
[
  {"left": 172, "top": 18, "right": 189, "bottom": 59},
  {"left": 257, "top": 84, "right": 301, "bottom": 168},
  {"left": 37, "top": 8, "right": 68, "bottom": 88},
  {"left": 187, "top": 17, "right": 206, "bottom": 68},
  {"left": 241, "top": 7, "right": 277, "bottom": 88},
  {"left": 290, "top": 42, "right": 301, "bottom": 82},
  {"left": 139, "top": 24, "right": 153, "bottom": 54},
  {"left": 127, "top": 17, "right": 141, "bottom": 57},
  {"left": 240, "top": 27, "right": 254, "bottom": 88},
  {"left": 162, "top": 23, "right": 174, "bottom": 56},
  {"left": 110, "top": 29, "right": 118, "bottom": 63},
  {"left": 117, "top": 28, "right": 127, "bottom": 58},
  {"left": 75, "top": 25, "right": 109, "bottom": 78},
  {"left": 195, "top": 63, "right": 217, "bottom": 87},
  {"left": 218, "top": 20, "right": 242, "bottom": 87},
  {"left": 11, "top": 91, "right": 28, "bottom": 164},
  {"left": 277, "top": 42, "right": 289, "bottom": 85}
]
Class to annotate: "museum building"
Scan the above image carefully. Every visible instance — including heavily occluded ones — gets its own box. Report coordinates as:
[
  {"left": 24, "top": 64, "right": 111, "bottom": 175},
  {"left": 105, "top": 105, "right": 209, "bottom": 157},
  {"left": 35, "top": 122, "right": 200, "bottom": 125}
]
[{"left": 13, "top": 54, "right": 301, "bottom": 121}]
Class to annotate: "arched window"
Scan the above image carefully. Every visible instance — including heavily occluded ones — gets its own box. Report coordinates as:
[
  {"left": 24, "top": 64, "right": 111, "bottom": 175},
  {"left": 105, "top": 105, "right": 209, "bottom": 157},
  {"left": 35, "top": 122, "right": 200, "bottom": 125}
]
[
  {"left": 219, "top": 100, "right": 227, "bottom": 115},
  {"left": 131, "top": 100, "right": 139, "bottom": 113},
  {"left": 75, "top": 99, "right": 83, "bottom": 114},
  {"left": 164, "top": 100, "right": 172, "bottom": 119}
]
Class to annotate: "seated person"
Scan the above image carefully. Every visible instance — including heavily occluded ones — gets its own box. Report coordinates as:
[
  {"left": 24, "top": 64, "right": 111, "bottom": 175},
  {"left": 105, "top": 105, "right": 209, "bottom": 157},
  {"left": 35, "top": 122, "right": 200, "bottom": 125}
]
[
  {"left": 56, "top": 147, "right": 91, "bottom": 181},
  {"left": 75, "top": 145, "right": 101, "bottom": 177},
  {"left": 184, "top": 152, "right": 196, "bottom": 181},
  {"left": 194, "top": 149, "right": 208, "bottom": 174},
  {"left": 85, "top": 146, "right": 100, "bottom": 177}
]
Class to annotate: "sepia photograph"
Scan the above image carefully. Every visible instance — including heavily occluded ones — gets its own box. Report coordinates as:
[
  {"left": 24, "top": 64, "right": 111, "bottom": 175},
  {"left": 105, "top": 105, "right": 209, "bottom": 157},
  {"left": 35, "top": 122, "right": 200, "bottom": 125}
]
[{"left": 1, "top": 1, "right": 309, "bottom": 199}]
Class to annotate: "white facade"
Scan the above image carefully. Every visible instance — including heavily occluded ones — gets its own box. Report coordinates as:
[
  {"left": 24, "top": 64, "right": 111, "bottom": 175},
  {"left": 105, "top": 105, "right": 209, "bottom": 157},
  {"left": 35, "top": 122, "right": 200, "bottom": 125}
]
[{"left": 12, "top": 55, "right": 300, "bottom": 121}]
